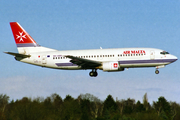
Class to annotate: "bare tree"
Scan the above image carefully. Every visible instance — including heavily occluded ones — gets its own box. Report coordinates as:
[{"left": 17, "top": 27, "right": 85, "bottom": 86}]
[
  {"left": 143, "top": 93, "right": 149, "bottom": 111},
  {"left": 0, "top": 94, "right": 9, "bottom": 113},
  {"left": 79, "top": 93, "right": 102, "bottom": 118},
  {"left": 0, "top": 94, "right": 9, "bottom": 119}
]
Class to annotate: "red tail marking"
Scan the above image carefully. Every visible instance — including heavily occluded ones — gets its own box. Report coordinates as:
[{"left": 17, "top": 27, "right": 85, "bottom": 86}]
[{"left": 10, "top": 22, "right": 37, "bottom": 44}]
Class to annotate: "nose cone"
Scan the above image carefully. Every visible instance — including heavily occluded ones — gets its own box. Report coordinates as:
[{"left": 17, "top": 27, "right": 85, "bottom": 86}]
[{"left": 171, "top": 55, "right": 178, "bottom": 63}]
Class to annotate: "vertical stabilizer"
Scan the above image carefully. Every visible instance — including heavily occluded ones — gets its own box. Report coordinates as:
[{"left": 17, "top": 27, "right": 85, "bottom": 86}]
[
  {"left": 10, "top": 22, "right": 39, "bottom": 47},
  {"left": 10, "top": 22, "right": 56, "bottom": 54}
]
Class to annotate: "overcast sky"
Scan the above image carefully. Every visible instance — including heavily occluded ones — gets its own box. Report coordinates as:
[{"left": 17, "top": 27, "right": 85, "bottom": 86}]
[{"left": 1, "top": 0, "right": 180, "bottom": 103}]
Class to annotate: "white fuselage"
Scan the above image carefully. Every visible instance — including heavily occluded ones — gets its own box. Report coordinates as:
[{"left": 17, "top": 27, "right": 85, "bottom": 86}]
[{"left": 17, "top": 47, "right": 177, "bottom": 71}]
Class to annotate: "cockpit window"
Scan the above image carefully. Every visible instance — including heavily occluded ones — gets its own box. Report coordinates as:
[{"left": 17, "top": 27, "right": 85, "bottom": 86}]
[{"left": 160, "top": 51, "right": 169, "bottom": 55}]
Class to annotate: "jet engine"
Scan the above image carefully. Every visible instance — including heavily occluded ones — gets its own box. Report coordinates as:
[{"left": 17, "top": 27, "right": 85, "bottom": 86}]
[{"left": 101, "top": 62, "right": 124, "bottom": 72}]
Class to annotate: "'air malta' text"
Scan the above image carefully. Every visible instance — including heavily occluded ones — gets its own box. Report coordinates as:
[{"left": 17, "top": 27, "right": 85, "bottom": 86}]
[{"left": 123, "top": 50, "right": 146, "bottom": 54}]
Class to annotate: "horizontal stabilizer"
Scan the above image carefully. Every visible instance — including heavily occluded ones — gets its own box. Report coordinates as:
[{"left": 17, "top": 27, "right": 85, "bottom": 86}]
[{"left": 4, "top": 52, "right": 31, "bottom": 58}]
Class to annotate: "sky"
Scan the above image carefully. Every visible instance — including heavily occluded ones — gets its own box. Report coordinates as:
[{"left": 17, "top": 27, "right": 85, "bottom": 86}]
[{"left": 1, "top": 0, "right": 180, "bottom": 103}]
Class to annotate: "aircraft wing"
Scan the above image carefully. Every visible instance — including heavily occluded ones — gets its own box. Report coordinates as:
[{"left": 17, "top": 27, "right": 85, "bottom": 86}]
[
  {"left": 4, "top": 52, "right": 31, "bottom": 58},
  {"left": 66, "top": 55, "right": 101, "bottom": 69}
]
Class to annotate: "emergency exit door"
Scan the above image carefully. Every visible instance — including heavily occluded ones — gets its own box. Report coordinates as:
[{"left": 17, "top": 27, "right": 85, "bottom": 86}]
[{"left": 42, "top": 55, "right": 47, "bottom": 64}]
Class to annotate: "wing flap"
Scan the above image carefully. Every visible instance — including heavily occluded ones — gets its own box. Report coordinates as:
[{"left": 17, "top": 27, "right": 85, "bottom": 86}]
[{"left": 66, "top": 55, "right": 101, "bottom": 69}]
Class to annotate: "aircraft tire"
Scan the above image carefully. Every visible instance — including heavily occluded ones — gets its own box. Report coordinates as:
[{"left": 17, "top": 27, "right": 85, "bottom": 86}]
[
  {"left": 89, "top": 71, "right": 93, "bottom": 77},
  {"left": 89, "top": 71, "right": 98, "bottom": 77},
  {"left": 94, "top": 71, "right": 98, "bottom": 77},
  {"left": 155, "top": 70, "right": 159, "bottom": 74}
]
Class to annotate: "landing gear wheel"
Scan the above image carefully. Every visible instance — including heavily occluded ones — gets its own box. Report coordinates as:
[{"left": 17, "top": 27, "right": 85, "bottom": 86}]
[
  {"left": 155, "top": 70, "right": 159, "bottom": 74},
  {"left": 94, "top": 71, "right": 98, "bottom": 77},
  {"left": 89, "top": 71, "right": 94, "bottom": 77},
  {"left": 89, "top": 69, "right": 98, "bottom": 77}
]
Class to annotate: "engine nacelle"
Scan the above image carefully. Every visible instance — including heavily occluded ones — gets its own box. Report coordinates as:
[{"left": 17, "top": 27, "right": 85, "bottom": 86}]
[{"left": 101, "top": 62, "right": 124, "bottom": 72}]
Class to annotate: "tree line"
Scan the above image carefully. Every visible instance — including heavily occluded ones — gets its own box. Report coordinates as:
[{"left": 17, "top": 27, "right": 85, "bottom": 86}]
[{"left": 0, "top": 93, "right": 180, "bottom": 120}]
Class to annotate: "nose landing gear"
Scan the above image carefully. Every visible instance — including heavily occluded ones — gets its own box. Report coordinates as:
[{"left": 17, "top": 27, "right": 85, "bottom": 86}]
[
  {"left": 89, "top": 69, "right": 98, "bottom": 77},
  {"left": 155, "top": 69, "right": 159, "bottom": 74},
  {"left": 155, "top": 65, "right": 164, "bottom": 74}
]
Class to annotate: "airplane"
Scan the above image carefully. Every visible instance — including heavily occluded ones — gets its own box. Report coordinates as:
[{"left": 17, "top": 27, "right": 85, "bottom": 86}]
[{"left": 4, "top": 22, "right": 178, "bottom": 77}]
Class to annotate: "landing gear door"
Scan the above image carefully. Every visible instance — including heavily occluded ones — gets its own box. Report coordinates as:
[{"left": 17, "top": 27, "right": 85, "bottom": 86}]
[{"left": 150, "top": 51, "right": 155, "bottom": 60}]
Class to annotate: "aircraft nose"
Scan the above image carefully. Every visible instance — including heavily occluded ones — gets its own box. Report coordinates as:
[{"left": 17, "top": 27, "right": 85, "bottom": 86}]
[{"left": 171, "top": 55, "right": 178, "bottom": 62}]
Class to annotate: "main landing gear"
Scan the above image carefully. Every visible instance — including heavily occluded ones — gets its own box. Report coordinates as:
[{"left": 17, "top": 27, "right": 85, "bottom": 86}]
[
  {"left": 155, "top": 69, "right": 159, "bottom": 74},
  {"left": 89, "top": 69, "right": 98, "bottom": 77}
]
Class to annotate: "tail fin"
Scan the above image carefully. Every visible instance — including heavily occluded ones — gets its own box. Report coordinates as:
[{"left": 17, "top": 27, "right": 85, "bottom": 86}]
[
  {"left": 10, "top": 22, "right": 40, "bottom": 47},
  {"left": 10, "top": 22, "right": 56, "bottom": 54}
]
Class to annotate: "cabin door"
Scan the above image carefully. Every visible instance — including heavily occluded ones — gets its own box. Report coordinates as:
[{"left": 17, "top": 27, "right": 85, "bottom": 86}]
[{"left": 150, "top": 51, "right": 155, "bottom": 60}]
